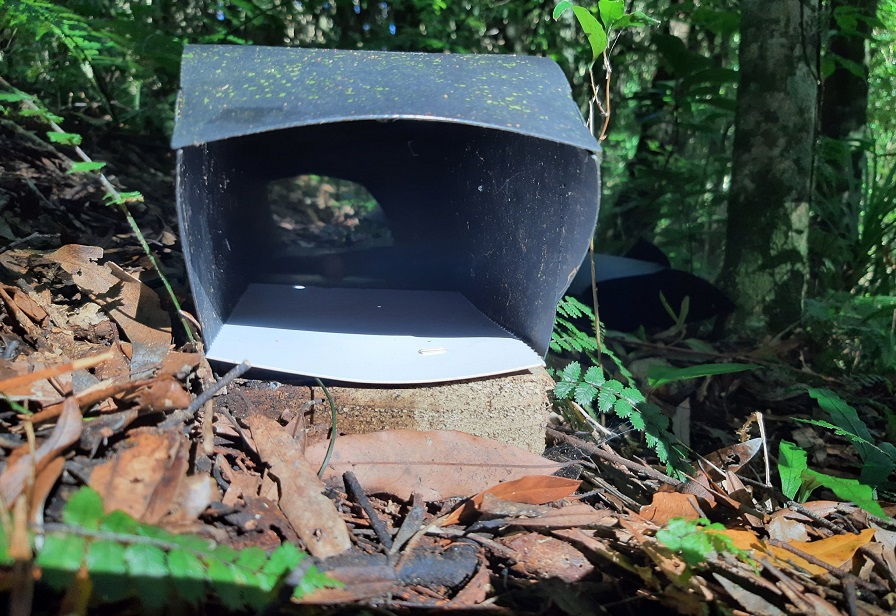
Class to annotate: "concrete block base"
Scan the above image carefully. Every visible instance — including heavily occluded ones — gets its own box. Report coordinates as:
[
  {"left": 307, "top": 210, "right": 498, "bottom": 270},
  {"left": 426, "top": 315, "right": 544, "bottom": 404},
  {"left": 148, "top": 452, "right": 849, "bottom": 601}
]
[{"left": 230, "top": 369, "right": 554, "bottom": 454}]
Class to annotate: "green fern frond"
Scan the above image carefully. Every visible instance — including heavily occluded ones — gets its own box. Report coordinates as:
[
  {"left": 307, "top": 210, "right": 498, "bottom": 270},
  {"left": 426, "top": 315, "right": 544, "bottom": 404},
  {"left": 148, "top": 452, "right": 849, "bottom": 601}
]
[
  {"left": 14, "top": 487, "right": 339, "bottom": 610},
  {"left": 553, "top": 360, "right": 685, "bottom": 471}
]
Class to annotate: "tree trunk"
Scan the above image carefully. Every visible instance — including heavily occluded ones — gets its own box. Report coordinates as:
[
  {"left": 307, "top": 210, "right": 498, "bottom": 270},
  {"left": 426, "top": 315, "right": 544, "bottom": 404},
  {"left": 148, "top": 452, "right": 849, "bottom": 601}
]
[
  {"left": 813, "top": 0, "right": 877, "bottom": 293},
  {"left": 720, "top": 0, "right": 818, "bottom": 333}
]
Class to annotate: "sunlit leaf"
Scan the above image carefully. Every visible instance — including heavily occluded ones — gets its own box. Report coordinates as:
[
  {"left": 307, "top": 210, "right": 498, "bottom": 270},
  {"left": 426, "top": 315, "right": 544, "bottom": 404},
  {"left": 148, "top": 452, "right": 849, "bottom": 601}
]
[
  {"left": 47, "top": 131, "right": 82, "bottom": 146},
  {"left": 648, "top": 363, "right": 761, "bottom": 388},
  {"left": 571, "top": 6, "right": 608, "bottom": 62},
  {"left": 778, "top": 441, "right": 808, "bottom": 500},
  {"left": 803, "top": 470, "right": 886, "bottom": 517},
  {"left": 598, "top": 0, "right": 624, "bottom": 27},
  {"left": 62, "top": 486, "right": 104, "bottom": 530},
  {"left": 613, "top": 11, "right": 661, "bottom": 29},
  {"left": 553, "top": 0, "right": 574, "bottom": 20},
  {"left": 561, "top": 362, "right": 582, "bottom": 382},
  {"left": 68, "top": 161, "right": 106, "bottom": 174}
]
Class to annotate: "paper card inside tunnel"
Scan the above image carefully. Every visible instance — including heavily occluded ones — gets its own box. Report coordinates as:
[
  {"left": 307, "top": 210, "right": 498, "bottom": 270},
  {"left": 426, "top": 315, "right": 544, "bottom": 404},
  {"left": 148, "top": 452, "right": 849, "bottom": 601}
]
[{"left": 207, "top": 283, "right": 544, "bottom": 384}]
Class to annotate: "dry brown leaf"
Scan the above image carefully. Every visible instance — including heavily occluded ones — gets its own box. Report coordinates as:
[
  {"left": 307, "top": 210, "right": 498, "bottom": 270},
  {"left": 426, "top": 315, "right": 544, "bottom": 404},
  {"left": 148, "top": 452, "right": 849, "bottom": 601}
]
[
  {"left": 304, "top": 430, "right": 565, "bottom": 501},
  {"left": 10, "top": 288, "right": 48, "bottom": 325},
  {"left": 767, "top": 510, "right": 810, "bottom": 543},
  {"left": 553, "top": 528, "right": 639, "bottom": 575},
  {"left": 716, "top": 527, "right": 876, "bottom": 577},
  {"left": 30, "top": 375, "right": 153, "bottom": 423},
  {"left": 245, "top": 415, "right": 352, "bottom": 558},
  {"left": 639, "top": 491, "right": 707, "bottom": 524},
  {"left": 162, "top": 474, "right": 219, "bottom": 527},
  {"left": 120, "top": 375, "right": 191, "bottom": 412},
  {"left": 871, "top": 527, "right": 896, "bottom": 575},
  {"left": 93, "top": 342, "right": 131, "bottom": 381},
  {"left": 90, "top": 429, "right": 189, "bottom": 523},
  {"left": 0, "top": 286, "right": 43, "bottom": 343},
  {"left": 712, "top": 572, "right": 786, "bottom": 616},
  {"left": 45, "top": 245, "right": 171, "bottom": 360},
  {"left": 29, "top": 456, "right": 65, "bottom": 525},
  {"left": 476, "top": 492, "right": 555, "bottom": 518},
  {"left": 801, "top": 594, "right": 845, "bottom": 616},
  {"left": 769, "top": 528, "right": 876, "bottom": 576},
  {"left": 46, "top": 245, "right": 117, "bottom": 295},
  {"left": 640, "top": 541, "right": 693, "bottom": 588},
  {"left": 443, "top": 475, "right": 581, "bottom": 525},
  {"left": 0, "top": 397, "right": 83, "bottom": 506},
  {"left": 159, "top": 351, "right": 202, "bottom": 378},
  {"left": 699, "top": 438, "right": 762, "bottom": 478}
]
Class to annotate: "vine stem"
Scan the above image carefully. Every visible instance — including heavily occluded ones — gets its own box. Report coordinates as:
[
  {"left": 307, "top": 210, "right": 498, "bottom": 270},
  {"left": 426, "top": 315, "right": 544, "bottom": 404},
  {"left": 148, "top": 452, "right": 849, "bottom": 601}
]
[
  {"left": 315, "top": 378, "right": 338, "bottom": 479},
  {"left": 0, "top": 75, "right": 195, "bottom": 344}
]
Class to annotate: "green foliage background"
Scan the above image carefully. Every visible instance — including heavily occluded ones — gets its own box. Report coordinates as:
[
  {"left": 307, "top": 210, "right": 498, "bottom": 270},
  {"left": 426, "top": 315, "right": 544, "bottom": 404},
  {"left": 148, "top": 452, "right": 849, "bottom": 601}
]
[{"left": 0, "top": 0, "right": 893, "bottom": 373}]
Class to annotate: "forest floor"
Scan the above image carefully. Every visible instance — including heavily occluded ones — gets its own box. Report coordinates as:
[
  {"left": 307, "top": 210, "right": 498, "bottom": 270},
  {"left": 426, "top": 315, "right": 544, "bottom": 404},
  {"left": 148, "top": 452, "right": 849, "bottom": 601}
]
[{"left": 1, "top": 118, "right": 895, "bottom": 615}]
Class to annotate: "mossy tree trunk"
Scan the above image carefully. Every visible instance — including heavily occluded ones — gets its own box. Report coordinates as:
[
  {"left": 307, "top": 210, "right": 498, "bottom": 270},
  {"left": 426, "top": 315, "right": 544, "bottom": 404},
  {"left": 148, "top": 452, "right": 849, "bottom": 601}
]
[{"left": 721, "top": 0, "right": 818, "bottom": 334}]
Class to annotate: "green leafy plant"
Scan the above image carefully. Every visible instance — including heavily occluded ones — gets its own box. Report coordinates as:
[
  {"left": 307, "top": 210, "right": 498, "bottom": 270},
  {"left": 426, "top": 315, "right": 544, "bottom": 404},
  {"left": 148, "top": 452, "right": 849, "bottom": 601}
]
[
  {"left": 799, "top": 388, "right": 896, "bottom": 488},
  {"left": 551, "top": 295, "right": 636, "bottom": 381},
  {"left": 646, "top": 362, "right": 761, "bottom": 388},
  {"left": 0, "top": 487, "right": 337, "bottom": 610},
  {"left": 553, "top": 360, "right": 685, "bottom": 471},
  {"left": 553, "top": 0, "right": 656, "bottom": 63},
  {"left": 551, "top": 295, "right": 603, "bottom": 357},
  {"left": 804, "top": 294, "right": 896, "bottom": 375},
  {"left": 2, "top": 0, "right": 131, "bottom": 112},
  {"left": 655, "top": 517, "right": 751, "bottom": 567},
  {"left": 553, "top": 0, "right": 658, "bottom": 140},
  {"left": 778, "top": 441, "right": 886, "bottom": 518}
]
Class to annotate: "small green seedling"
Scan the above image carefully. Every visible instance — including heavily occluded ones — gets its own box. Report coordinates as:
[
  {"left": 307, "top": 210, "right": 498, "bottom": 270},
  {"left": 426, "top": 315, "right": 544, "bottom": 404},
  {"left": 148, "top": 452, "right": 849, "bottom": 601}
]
[{"left": 656, "top": 517, "right": 752, "bottom": 567}]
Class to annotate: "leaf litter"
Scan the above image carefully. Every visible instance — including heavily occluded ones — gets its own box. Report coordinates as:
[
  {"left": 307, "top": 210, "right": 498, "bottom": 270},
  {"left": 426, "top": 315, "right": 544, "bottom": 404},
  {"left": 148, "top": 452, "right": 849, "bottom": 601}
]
[{"left": 0, "top": 120, "right": 894, "bottom": 615}]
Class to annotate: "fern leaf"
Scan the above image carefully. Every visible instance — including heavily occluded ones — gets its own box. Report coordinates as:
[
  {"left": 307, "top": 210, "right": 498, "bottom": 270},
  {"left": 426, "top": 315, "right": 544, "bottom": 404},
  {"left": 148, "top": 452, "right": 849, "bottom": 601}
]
[
  {"left": 602, "top": 379, "right": 624, "bottom": 395},
  {"left": 167, "top": 549, "right": 207, "bottom": 605},
  {"left": 560, "top": 362, "right": 582, "bottom": 382},
  {"left": 574, "top": 382, "right": 599, "bottom": 405},
  {"left": 596, "top": 389, "right": 616, "bottom": 413},
  {"left": 553, "top": 381, "right": 575, "bottom": 399},
  {"left": 584, "top": 365, "right": 605, "bottom": 386}
]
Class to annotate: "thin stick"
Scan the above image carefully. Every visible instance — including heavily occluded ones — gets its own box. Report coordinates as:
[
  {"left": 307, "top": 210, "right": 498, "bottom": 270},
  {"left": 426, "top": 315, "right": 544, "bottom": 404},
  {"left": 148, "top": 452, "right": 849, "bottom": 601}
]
[
  {"left": 0, "top": 351, "right": 115, "bottom": 394},
  {"left": 344, "top": 470, "right": 392, "bottom": 550},
  {"left": 187, "top": 361, "right": 251, "bottom": 415},
  {"left": 546, "top": 426, "right": 681, "bottom": 487}
]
